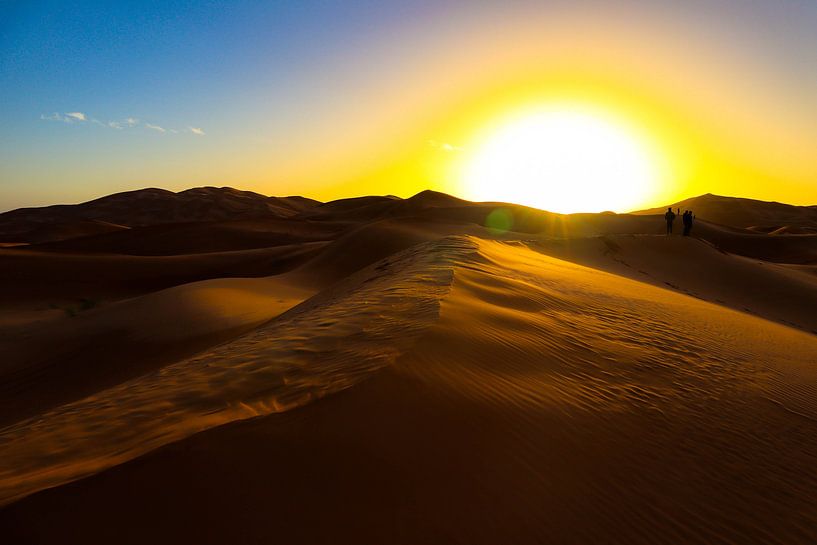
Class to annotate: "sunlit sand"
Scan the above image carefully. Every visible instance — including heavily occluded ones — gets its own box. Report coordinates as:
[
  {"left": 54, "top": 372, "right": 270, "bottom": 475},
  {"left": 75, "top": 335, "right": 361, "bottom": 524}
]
[{"left": 1, "top": 188, "right": 816, "bottom": 544}]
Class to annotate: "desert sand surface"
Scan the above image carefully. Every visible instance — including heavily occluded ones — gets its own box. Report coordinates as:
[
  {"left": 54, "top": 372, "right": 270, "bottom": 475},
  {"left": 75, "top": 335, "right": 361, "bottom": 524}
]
[{"left": 1, "top": 188, "right": 816, "bottom": 544}]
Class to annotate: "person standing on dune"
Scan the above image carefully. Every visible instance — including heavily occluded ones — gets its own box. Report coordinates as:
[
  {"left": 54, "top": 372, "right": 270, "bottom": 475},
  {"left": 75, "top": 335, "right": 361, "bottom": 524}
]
[
  {"left": 683, "top": 210, "right": 694, "bottom": 236},
  {"left": 664, "top": 207, "right": 676, "bottom": 235}
]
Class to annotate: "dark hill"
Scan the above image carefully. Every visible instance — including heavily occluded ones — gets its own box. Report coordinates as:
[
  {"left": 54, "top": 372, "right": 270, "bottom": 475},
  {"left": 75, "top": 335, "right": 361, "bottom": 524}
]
[
  {"left": 632, "top": 193, "right": 817, "bottom": 231},
  {"left": 0, "top": 187, "right": 322, "bottom": 243}
]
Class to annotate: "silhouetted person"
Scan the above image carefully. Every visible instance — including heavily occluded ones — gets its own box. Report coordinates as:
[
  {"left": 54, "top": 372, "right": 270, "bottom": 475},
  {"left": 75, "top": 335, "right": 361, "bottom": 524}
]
[
  {"left": 683, "top": 209, "right": 694, "bottom": 236},
  {"left": 664, "top": 207, "right": 676, "bottom": 235}
]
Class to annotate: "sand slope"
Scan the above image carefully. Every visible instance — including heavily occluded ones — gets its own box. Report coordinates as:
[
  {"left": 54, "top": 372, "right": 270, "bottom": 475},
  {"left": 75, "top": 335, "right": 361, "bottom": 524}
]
[
  {"left": 536, "top": 234, "right": 817, "bottom": 333},
  {"left": 0, "top": 237, "right": 473, "bottom": 507},
  {"left": 0, "top": 241, "right": 326, "bottom": 312},
  {"left": 2, "top": 237, "right": 816, "bottom": 544},
  {"left": 0, "top": 274, "right": 313, "bottom": 427},
  {"left": 28, "top": 217, "right": 345, "bottom": 256},
  {"left": 0, "top": 187, "right": 322, "bottom": 243}
]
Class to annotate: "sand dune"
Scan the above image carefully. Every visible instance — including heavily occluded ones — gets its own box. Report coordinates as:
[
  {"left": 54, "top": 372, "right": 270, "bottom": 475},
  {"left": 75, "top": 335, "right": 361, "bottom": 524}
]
[
  {"left": 20, "top": 219, "right": 130, "bottom": 244},
  {"left": 634, "top": 193, "right": 817, "bottom": 230},
  {"left": 0, "top": 274, "right": 313, "bottom": 427},
  {"left": 0, "top": 242, "right": 326, "bottom": 312},
  {"left": 0, "top": 237, "right": 472, "bottom": 507},
  {"left": 5, "top": 187, "right": 816, "bottom": 264},
  {"left": 535, "top": 234, "right": 817, "bottom": 333},
  {"left": 2, "top": 188, "right": 817, "bottom": 544},
  {"left": 0, "top": 187, "right": 321, "bottom": 244},
  {"left": 1, "top": 236, "right": 815, "bottom": 544},
  {"left": 29, "top": 218, "right": 345, "bottom": 256},
  {"left": 292, "top": 218, "right": 494, "bottom": 287}
]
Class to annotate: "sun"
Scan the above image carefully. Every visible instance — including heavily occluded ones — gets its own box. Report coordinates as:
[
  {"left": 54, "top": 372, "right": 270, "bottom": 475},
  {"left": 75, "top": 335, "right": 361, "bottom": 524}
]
[{"left": 463, "top": 105, "right": 659, "bottom": 213}]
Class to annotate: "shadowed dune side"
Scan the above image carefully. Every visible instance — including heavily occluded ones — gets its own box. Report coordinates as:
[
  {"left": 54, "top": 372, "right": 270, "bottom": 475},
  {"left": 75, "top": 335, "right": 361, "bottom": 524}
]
[
  {"left": 27, "top": 218, "right": 347, "bottom": 256},
  {"left": 0, "top": 237, "right": 476, "bottom": 507},
  {"left": 20, "top": 219, "right": 130, "bottom": 245},
  {"left": 293, "top": 190, "right": 469, "bottom": 222},
  {"left": 0, "top": 275, "right": 313, "bottom": 427},
  {"left": 688, "top": 223, "right": 817, "bottom": 264},
  {"left": 0, "top": 187, "right": 322, "bottom": 244},
  {"left": 784, "top": 263, "right": 817, "bottom": 278},
  {"left": 768, "top": 225, "right": 817, "bottom": 235},
  {"left": 0, "top": 242, "right": 327, "bottom": 312},
  {"left": 295, "top": 195, "right": 403, "bottom": 221},
  {"left": 2, "top": 238, "right": 815, "bottom": 544}
]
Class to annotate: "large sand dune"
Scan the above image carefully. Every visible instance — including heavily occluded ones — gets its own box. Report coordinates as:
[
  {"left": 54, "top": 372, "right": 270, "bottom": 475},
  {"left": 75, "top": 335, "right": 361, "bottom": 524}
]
[
  {"left": 1, "top": 189, "right": 816, "bottom": 544},
  {"left": 633, "top": 193, "right": 817, "bottom": 231},
  {"left": 0, "top": 187, "right": 321, "bottom": 243}
]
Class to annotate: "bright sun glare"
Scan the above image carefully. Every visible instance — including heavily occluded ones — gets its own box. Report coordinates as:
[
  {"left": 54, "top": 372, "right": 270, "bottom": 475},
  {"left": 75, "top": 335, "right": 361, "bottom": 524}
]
[{"left": 464, "top": 107, "right": 658, "bottom": 213}]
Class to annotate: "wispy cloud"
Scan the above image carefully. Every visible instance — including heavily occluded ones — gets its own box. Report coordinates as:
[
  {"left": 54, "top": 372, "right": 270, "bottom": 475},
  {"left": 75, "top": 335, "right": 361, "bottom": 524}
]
[
  {"left": 428, "top": 139, "right": 463, "bottom": 152},
  {"left": 40, "top": 113, "right": 65, "bottom": 122},
  {"left": 40, "top": 111, "right": 205, "bottom": 136},
  {"left": 41, "top": 112, "right": 84, "bottom": 123}
]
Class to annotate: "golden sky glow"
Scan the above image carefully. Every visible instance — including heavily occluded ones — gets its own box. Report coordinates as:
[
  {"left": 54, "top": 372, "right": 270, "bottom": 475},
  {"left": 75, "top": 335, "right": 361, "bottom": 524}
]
[
  {"left": 4, "top": 2, "right": 817, "bottom": 212},
  {"left": 251, "top": 8, "right": 817, "bottom": 213}
]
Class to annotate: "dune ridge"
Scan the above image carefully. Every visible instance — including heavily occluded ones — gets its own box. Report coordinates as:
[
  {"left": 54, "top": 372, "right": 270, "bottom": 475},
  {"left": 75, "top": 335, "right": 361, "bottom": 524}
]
[
  {"left": 0, "top": 236, "right": 476, "bottom": 506},
  {"left": 0, "top": 187, "right": 322, "bottom": 244}
]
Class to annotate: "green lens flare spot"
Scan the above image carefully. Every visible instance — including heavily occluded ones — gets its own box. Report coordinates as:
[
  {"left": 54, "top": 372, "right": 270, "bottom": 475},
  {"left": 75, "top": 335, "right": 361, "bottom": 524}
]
[{"left": 485, "top": 208, "right": 514, "bottom": 233}]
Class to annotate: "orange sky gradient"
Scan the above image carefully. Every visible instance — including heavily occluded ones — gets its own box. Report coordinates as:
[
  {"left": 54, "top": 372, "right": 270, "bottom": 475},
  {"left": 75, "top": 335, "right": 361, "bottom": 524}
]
[{"left": 3, "top": 2, "right": 816, "bottom": 212}]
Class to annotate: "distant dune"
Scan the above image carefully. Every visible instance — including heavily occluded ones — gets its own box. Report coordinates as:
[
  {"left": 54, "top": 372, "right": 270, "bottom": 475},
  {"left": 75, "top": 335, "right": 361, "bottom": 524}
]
[
  {"left": 0, "top": 187, "right": 321, "bottom": 244},
  {"left": 633, "top": 192, "right": 817, "bottom": 231},
  {"left": 1, "top": 188, "right": 816, "bottom": 544}
]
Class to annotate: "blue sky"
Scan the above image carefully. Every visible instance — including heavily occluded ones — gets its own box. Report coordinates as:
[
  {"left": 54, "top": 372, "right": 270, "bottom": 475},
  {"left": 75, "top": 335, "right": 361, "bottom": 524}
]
[
  {"left": 2, "top": 1, "right": 817, "bottom": 211},
  {"left": 1, "top": 1, "right": 452, "bottom": 208}
]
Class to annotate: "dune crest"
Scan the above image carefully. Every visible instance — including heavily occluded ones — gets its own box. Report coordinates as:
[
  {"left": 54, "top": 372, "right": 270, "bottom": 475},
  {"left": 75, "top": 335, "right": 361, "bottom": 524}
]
[{"left": 0, "top": 237, "right": 475, "bottom": 506}]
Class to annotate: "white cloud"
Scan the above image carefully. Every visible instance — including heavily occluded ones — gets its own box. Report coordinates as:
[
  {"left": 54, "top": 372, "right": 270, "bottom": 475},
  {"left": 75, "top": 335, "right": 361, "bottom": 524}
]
[
  {"left": 40, "top": 113, "right": 66, "bottom": 122},
  {"left": 41, "top": 112, "right": 81, "bottom": 123},
  {"left": 42, "top": 111, "right": 203, "bottom": 136},
  {"left": 428, "top": 139, "right": 463, "bottom": 152}
]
